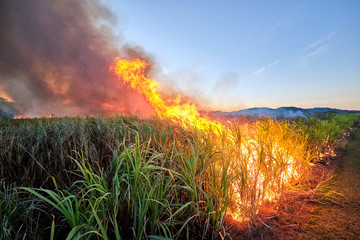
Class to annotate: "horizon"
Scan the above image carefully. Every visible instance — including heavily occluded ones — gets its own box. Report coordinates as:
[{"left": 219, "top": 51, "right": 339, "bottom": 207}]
[{"left": 221, "top": 106, "right": 360, "bottom": 112}]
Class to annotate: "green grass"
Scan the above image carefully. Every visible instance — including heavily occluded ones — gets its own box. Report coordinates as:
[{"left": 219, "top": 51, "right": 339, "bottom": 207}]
[
  {"left": 1, "top": 113, "right": 358, "bottom": 239},
  {"left": 0, "top": 179, "right": 43, "bottom": 240},
  {"left": 297, "top": 113, "right": 360, "bottom": 161}
]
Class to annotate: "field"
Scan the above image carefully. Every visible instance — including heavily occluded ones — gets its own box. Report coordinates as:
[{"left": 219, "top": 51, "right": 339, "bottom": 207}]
[
  {"left": 300, "top": 125, "right": 360, "bottom": 239},
  {"left": 1, "top": 113, "right": 359, "bottom": 239}
]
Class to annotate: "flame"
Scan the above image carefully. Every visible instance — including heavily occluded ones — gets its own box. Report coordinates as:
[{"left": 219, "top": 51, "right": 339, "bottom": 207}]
[
  {"left": 110, "top": 58, "right": 224, "bottom": 131},
  {"left": 111, "top": 57, "right": 303, "bottom": 222}
]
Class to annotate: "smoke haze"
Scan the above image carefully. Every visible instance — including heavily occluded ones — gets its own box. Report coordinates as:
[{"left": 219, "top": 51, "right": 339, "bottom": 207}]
[{"left": 0, "top": 0, "right": 154, "bottom": 117}]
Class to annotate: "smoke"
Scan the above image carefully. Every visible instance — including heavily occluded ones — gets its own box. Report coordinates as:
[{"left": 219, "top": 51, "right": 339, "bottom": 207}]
[
  {"left": 0, "top": 97, "right": 18, "bottom": 118},
  {"left": 227, "top": 107, "right": 309, "bottom": 119},
  {"left": 154, "top": 66, "right": 245, "bottom": 112},
  {"left": 0, "top": 0, "right": 154, "bottom": 117},
  {"left": 212, "top": 72, "right": 240, "bottom": 92}
]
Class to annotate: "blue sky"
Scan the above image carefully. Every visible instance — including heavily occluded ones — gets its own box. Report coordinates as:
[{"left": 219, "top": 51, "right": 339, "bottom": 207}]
[{"left": 106, "top": 0, "right": 360, "bottom": 111}]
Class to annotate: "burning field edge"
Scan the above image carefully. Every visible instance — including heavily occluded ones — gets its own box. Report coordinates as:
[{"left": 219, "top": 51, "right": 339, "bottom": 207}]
[
  {"left": 226, "top": 123, "right": 359, "bottom": 240},
  {"left": 1, "top": 113, "right": 360, "bottom": 239}
]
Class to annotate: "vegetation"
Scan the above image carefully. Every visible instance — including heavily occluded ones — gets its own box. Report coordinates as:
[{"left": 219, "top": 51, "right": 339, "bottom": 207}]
[
  {"left": 0, "top": 179, "right": 42, "bottom": 239},
  {"left": 297, "top": 113, "right": 360, "bottom": 161},
  {"left": 0, "top": 113, "right": 359, "bottom": 239},
  {"left": 300, "top": 125, "right": 360, "bottom": 239}
]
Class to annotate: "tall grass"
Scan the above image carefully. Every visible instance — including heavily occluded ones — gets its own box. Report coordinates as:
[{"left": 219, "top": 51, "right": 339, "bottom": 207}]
[
  {"left": 1, "top": 113, "right": 359, "bottom": 239},
  {"left": 215, "top": 118, "right": 314, "bottom": 223},
  {"left": 0, "top": 179, "right": 43, "bottom": 240},
  {"left": 297, "top": 113, "right": 360, "bottom": 161}
]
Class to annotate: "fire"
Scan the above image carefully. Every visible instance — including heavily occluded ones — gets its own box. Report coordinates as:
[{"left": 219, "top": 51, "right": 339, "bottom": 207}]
[
  {"left": 111, "top": 57, "right": 303, "bottom": 222},
  {"left": 110, "top": 58, "right": 224, "bottom": 131}
]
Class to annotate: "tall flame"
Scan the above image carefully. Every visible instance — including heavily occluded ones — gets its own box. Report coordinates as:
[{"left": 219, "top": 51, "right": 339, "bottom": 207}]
[
  {"left": 111, "top": 57, "right": 303, "bottom": 222},
  {"left": 111, "top": 57, "right": 223, "bottom": 131}
]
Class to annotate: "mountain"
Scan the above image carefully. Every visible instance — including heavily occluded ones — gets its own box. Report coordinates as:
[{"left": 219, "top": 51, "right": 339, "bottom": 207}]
[{"left": 209, "top": 107, "right": 360, "bottom": 119}]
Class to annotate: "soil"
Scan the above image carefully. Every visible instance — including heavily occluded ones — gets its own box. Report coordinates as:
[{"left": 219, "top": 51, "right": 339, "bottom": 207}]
[{"left": 226, "top": 125, "right": 360, "bottom": 239}]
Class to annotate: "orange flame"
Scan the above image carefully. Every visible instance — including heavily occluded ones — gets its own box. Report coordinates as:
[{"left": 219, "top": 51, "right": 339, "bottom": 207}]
[
  {"left": 111, "top": 57, "right": 302, "bottom": 222},
  {"left": 110, "top": 57, "right": 224, "bottom": 131}
]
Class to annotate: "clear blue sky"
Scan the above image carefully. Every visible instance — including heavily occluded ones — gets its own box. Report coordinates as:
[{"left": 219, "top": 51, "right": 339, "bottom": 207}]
[{"left": 106, "top": 0, "right": 360, "bottom": 111}]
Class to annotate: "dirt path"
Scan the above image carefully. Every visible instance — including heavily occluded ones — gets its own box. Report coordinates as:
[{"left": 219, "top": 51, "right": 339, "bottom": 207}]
[{"left": 299, "top": 127, "right": 360, "bottom": 239}]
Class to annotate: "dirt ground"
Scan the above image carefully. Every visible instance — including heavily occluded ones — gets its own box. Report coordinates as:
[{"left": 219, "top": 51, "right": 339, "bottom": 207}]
[{"left": 299, "top": 127, "right": 360, "bottom": 239}]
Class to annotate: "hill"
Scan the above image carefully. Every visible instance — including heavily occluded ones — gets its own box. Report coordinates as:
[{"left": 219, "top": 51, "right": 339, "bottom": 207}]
[{"left": 209, "top": 107, "right": 360, "bottom": 119}]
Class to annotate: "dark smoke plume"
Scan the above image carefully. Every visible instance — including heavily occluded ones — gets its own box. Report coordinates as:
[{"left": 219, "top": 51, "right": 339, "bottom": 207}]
[{"left": 0, "top": 0, "right": 153, "bottom": 117}]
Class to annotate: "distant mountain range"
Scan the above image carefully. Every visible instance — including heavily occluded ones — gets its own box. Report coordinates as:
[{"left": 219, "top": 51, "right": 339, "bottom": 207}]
[{"left": 209, "top": 107, "right": 360, "bottom": 119}]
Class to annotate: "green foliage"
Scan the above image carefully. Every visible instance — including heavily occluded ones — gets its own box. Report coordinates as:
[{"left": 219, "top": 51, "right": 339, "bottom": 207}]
[
  {"left": 297, "top": 113, "right": 360, "bottom": 160},
  {"left": 1, "top": 113, "right": 359, "bottom": 239},
  {"left": 0, "top": 179, "right": 44, "bottom": 240}
]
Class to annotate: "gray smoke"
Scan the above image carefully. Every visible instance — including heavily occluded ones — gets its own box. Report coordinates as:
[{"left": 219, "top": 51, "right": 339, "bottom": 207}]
[
  {"left": 0, "top": 97, "right": 18, "bottom": 118},
  {"left": 0, "top": 0, "right": 154, "bottom": 117}
]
